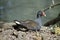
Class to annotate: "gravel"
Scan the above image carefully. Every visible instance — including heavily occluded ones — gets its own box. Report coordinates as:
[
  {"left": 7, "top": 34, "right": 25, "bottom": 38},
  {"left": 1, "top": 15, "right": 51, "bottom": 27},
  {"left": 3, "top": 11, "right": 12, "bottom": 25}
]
[{"left": 0, "top": 22, "right": 60, "bottom": 40}]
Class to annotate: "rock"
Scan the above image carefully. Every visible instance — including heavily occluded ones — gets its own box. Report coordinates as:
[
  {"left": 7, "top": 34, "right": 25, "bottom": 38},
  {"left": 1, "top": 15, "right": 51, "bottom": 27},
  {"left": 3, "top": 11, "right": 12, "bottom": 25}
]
[
  {"left": 2, "top": 22, "right": 15, "bottom": 30},
  {"left": 0, "top": 21, "right": 4, "bottom": 28},
  {"left": 0, "top": 22, "right": 60, "bottom": 40}
]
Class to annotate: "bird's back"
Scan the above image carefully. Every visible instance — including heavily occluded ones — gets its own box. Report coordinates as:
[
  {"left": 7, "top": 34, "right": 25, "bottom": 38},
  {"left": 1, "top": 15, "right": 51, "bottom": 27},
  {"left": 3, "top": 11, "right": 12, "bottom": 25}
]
[{"left": 21, "top": 20, "right": 40, "bottom": 30}]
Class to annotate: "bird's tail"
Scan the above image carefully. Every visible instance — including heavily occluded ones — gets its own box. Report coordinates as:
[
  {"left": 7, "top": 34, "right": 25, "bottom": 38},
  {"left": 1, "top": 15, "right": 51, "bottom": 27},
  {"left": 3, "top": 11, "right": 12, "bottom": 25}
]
[{"left": 14, "top": 20, "right": 21, "bottom": 25}]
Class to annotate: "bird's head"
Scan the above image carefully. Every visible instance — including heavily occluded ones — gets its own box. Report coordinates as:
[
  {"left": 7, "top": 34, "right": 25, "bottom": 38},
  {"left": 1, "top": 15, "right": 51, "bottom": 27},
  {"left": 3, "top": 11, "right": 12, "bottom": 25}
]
[{"left": 37, "top": 10, "right": 46, "bottom": 18}]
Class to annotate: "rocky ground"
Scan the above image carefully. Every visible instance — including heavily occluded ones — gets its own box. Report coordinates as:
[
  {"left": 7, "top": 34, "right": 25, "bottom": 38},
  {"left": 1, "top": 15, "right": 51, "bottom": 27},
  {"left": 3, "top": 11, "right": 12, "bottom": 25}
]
[{"left": 0, "top": 22, "right": 60, "bottom": 40}]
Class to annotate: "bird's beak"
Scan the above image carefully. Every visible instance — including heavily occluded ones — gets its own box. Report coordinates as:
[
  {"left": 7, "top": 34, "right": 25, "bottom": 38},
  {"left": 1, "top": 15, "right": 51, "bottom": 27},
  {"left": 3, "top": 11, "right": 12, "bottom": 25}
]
[{"left": 42, "top": 11, "right": 46, "bottom": 17}]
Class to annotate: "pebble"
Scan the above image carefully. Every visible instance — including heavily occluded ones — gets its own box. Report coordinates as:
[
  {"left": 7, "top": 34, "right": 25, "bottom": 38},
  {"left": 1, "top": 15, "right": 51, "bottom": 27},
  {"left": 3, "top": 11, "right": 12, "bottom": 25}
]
[{"left": 0, "top": 22, "right": 60, "bottom": 40}]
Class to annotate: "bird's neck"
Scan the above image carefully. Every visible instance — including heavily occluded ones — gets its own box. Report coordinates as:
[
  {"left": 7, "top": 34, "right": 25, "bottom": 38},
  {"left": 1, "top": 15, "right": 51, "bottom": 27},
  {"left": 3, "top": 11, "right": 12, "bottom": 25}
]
[{"left": 35, "top": 17, "right": 42, "bottom": 26}]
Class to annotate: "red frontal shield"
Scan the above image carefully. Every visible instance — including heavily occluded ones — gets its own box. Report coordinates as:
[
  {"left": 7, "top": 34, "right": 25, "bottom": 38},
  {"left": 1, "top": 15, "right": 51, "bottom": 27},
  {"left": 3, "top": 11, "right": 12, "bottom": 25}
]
[{"left": 42, "top": 11, "right": 46, "bottom": 16}]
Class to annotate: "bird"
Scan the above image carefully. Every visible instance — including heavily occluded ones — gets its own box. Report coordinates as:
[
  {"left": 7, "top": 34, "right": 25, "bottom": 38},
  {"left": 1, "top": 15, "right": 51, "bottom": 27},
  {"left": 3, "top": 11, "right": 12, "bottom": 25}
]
[{"left": 14, "top": 10, "right": 46, "bottom": 31}]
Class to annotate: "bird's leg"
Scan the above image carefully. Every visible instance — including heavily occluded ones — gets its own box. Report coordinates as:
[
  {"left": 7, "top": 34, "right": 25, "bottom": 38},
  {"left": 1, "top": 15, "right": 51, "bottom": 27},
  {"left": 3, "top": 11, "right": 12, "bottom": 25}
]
[
  {"left": 36, "top": 29, "right": 38, "bottom": 34},
  {"left": 36, "top": 30, "right": 37, "bottom": 32}
]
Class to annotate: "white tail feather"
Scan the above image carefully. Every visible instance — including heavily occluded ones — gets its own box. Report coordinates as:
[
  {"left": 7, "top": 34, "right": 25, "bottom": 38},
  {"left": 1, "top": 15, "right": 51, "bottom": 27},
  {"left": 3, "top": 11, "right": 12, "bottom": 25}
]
[{"left": 15, "top": 21, "right": 21, "bottom": 24}]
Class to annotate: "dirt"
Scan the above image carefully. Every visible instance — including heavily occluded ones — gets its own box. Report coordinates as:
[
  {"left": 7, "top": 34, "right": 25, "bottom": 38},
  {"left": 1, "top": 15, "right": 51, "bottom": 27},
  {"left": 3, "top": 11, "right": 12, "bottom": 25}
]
[{"left": 0, "top": 22, "right": 60, "bottom": 40}]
